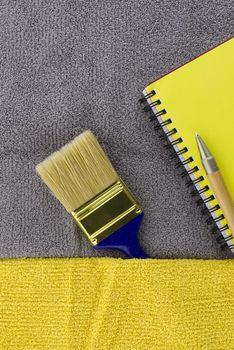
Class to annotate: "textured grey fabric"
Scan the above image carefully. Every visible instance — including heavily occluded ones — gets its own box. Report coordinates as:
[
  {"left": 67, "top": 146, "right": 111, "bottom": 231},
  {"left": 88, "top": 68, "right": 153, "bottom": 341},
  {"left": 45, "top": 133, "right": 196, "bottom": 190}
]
[{"left": 0, "top": 1, "right": 233, "bottom": 259}]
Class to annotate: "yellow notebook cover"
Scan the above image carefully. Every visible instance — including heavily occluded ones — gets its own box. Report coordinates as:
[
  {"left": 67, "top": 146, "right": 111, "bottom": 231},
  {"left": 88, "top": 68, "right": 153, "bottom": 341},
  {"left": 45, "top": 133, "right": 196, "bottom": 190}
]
[{"left": 143, "top": 38, "right": 234, "bottom": 252}]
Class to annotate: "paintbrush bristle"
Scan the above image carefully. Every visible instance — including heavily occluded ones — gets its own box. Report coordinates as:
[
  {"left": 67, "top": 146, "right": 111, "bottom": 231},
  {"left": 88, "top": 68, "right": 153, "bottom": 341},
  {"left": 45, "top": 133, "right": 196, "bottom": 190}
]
[{"left": 36, "top": 130, "right": 118, "bottom": 213}]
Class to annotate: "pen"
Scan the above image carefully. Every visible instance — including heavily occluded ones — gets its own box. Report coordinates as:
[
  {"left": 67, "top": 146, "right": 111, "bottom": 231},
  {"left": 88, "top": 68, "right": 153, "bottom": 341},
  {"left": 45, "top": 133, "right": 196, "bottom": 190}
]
[{"left": 196, "top": 133, "right": 234, "bottom": 237}]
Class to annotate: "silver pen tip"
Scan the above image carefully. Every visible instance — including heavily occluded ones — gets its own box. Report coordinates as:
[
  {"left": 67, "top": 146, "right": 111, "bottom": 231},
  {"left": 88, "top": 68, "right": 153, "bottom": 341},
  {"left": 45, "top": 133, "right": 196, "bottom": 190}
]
[
  {"left": 195, "top": 133, "right": 212, "bottom": 160},
  {"left": 195, "top": 133, "right": 218, "bottom": 174}
]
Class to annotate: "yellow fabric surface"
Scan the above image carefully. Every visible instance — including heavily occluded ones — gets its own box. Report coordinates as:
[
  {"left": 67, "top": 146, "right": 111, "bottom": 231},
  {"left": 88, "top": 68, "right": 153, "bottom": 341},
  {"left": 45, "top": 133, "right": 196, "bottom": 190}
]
[
  {"left": 145, "top": 38, "right": 234, "bottom": 246},
  {"left": 1, "top": 258, "right": 234, "bottom": 350}
]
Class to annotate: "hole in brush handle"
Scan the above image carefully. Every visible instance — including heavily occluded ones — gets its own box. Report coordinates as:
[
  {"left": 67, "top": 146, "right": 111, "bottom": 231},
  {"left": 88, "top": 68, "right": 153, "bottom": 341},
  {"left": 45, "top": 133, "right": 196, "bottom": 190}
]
[{"left": 94, "top": 213, "right": 148, "bottom": 259}]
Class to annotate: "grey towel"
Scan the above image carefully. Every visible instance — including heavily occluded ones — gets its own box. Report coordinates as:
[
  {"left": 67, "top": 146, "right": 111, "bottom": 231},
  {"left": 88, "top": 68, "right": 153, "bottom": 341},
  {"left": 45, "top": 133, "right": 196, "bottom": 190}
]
[{"left": 0, "top": 1, "right": 233, "bottom": 258}]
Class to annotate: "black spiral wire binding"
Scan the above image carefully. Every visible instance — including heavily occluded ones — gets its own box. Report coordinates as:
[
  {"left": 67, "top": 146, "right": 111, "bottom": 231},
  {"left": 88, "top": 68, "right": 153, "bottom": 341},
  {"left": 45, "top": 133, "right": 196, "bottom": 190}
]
[{"left": 140, "top": 90, "right": 234, "bottom": 251}]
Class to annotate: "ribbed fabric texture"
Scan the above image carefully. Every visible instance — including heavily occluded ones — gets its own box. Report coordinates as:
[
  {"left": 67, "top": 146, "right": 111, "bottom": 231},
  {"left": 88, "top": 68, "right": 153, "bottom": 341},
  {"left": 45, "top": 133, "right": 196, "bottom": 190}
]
[
  {"left": 0, "top": 1, "right": 233, "bottom": 259},
  {"left": 1, "top": 258, "right": 234, "bottom": 349}
]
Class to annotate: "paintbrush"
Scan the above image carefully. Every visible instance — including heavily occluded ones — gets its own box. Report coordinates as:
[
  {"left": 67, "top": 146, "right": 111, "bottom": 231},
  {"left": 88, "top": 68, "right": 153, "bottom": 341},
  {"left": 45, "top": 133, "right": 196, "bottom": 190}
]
[{"left": 36, "top": 130, "right": 147, "bottom": 258}]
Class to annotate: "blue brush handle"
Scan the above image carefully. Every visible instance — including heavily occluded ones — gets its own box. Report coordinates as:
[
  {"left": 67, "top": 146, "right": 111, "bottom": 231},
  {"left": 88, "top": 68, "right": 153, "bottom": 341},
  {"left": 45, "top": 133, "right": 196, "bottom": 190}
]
[{"left": 94, "top": 213, "right": 147, "bottom": 258}]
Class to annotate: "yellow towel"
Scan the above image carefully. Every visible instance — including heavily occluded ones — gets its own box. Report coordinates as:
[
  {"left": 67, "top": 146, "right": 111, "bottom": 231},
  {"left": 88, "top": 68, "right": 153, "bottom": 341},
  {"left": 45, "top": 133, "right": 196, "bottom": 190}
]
[{"left": 0, "top": 258, "right": 233, "bottom": 349}]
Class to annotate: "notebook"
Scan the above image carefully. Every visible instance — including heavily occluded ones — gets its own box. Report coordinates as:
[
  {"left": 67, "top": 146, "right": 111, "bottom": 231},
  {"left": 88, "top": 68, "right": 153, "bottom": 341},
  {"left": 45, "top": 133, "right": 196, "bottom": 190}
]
[{"left": 141, "top": 38, "right": 234, "bottom": 253}]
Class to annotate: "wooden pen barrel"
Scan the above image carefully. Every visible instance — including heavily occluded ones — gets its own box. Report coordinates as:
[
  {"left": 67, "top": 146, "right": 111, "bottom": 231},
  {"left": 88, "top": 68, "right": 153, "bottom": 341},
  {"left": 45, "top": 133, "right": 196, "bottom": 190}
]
[{"left": 208, "top": 171, "right": 234, "bottom": 235}]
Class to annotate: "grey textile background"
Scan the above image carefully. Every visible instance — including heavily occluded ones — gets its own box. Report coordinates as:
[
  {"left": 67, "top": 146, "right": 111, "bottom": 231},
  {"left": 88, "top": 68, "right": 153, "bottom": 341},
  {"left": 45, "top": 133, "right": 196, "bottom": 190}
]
[{"left": 0, "top": 1, "right": 233, "bottom": 259}]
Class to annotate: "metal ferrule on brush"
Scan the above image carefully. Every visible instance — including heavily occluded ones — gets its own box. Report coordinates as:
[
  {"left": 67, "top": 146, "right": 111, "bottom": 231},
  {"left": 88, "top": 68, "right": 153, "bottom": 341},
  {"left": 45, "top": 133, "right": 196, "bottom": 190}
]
[{"left": 71, "top": 179, "right": 143, "bottom": 246}]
